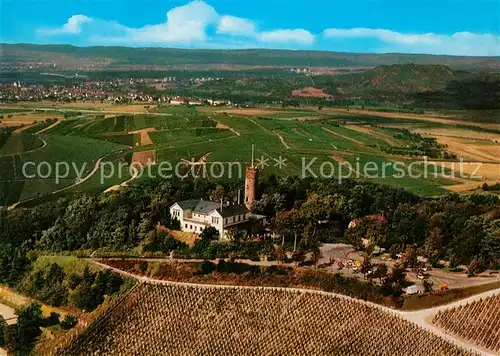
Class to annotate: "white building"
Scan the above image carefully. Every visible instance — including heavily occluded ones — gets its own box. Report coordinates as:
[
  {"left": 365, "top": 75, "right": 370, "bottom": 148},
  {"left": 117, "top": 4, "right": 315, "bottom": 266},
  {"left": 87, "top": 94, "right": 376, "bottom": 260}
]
[{"left": 170, "top": 200, "right": 251, "bottom": 240}]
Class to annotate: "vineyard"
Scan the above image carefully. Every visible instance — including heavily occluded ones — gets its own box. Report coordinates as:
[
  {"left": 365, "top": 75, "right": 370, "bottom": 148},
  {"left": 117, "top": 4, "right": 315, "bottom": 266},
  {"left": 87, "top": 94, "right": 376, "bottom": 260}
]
[
  {"left": 433, "top": 293, "right": 500, "bottom": 353},
  {"left": 60, "top": 282, "right": 476, "bottom": 356}
]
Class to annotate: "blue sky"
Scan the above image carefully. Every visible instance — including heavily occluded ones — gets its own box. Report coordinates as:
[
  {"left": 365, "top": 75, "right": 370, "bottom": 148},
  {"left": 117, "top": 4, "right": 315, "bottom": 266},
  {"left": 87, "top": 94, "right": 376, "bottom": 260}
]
[{"left": 2, "top": 0, "right": 499, "bottom": 55}]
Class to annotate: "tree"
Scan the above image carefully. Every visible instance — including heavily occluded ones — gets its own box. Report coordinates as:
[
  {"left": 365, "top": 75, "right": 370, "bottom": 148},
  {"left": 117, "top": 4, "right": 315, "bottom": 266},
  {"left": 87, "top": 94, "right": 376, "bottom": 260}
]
[
  {"left": 401, "top": 246, "right": 418, "bottom": 268},
  {"left": 424, "top": 227, "right": 443, "bottom": 266},
  {"left": 45, "top": 263, "right": 65, "bottom": 285},
  {"left": 360, "top": 256, "right": 374, "bottom": 281},
  {"left": 272, "top": 209, "right": 301, "bottom": 247},
  {"left": 423, "top": 279, "right": 434, "bottom": 293},
  {"left": 292, "top": 249, "right": 306, "bottom": 267},
  {"left": 5, "top": 302, "right": 43, "bottom": 354},
  {"left": 60, "top": 314, "right": 78, "bottom": 330},
  {"left": 382, "top": 265, "right": 407, "bottom": 298},
  {"left": 310, "top": 249, "right": 323, "bottom": 268},
  {"left": 0, "top": 315, "right": 6, "bottom": 346},
  {"left": 200, "top": 226, "right": 220, "bottom": 242},
  {"left": 372, "top": 263, "right": 388, "bottom": 284}
]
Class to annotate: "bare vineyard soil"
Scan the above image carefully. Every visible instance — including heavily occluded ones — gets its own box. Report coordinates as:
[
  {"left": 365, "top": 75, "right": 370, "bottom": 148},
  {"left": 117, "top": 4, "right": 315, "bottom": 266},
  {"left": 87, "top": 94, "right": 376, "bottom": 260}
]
[{"left": 98, "top": 259, "right": 393, "bottom": 306}]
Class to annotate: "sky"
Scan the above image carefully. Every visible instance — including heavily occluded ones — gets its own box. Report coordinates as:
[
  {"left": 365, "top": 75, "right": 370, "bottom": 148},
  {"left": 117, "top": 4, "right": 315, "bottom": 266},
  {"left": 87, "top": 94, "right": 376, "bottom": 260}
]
[{"left": 1, "top": 0, "right": 499, "bottom": 56}]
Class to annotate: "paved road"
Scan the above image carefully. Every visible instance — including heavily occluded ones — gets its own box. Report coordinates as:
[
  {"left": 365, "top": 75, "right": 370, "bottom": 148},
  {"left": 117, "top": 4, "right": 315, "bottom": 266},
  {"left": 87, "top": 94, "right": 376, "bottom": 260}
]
[
  {"left": 93, "top": 259, "right": 499, "bottom": 356},
  {"left": 0, "top": 303, "right": 17, "bottom": 325}
]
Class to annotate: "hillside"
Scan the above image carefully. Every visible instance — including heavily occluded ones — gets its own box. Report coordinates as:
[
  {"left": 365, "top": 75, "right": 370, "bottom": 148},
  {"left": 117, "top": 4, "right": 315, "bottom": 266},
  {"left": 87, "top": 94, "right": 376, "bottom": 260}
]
[
  {"left": 433, "top": 294, "right": 500, "bottom": 353},
  {"left": 59, "top": 282, "right": 477, "bottom": 356},
  {"left": 1, "top": 43, "right": 499, "bottom": 71},
  {"left": 343, "top": 64, "right": 460, "bottom": 93}
]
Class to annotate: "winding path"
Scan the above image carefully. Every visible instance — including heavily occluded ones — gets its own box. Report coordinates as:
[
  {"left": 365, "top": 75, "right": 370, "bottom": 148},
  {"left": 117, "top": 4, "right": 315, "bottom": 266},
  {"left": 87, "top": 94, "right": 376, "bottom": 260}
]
[{"left": 35, "top": 119, "right": 62, "bottom": 134}]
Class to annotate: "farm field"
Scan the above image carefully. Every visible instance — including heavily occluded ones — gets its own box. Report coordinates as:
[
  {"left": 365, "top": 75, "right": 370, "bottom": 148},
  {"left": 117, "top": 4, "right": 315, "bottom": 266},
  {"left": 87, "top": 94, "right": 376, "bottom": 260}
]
[
  {"left": 430, "top": 136, "right": 499, "bottom": 163},
  {"left": 2, "top": 102, "right": 156, "bottom": 113},
  {"left": 1, "top": 102, "right": 498, "bottom": 206},
  {"left": 432, "top": 293, "right": 500, "bottom": 353},
  {"left": 61, "top": 282, "right": 477, "bottom": 356},
  {"left": 0, "top": 132, "right": 45, "bottom": 156},
  {"left": 0, "top": 111, "right": 63, "bottom": 128},
  {"left": 0, "top": 134, "right": 126, "bottom": 206}
]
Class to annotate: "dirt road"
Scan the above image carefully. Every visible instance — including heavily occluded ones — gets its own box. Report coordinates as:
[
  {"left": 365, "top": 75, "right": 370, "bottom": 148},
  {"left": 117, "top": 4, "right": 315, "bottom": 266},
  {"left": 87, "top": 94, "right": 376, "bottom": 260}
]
[{"left": 0, "top": 303, "right": 17, "bottom": 325}]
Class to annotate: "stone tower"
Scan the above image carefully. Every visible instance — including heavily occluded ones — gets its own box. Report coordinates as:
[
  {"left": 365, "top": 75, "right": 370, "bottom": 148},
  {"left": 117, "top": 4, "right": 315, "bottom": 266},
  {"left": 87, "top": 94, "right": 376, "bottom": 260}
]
[
  {"left": 244, "top": 144, "right": 258, "bottom": 210},
  {"left": 244, "top": 166, "right": 258, "bottom": 210}
]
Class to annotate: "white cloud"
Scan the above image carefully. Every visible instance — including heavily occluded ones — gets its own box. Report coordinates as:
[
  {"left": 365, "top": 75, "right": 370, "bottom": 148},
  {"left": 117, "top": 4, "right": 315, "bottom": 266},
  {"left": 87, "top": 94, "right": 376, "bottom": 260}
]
[
  {"left": 323, "top": 27, "right": 500, "bottom": 56},
  {"left": 35, "top": 2, "right": 499, "bottom": 55},
  {"left": 324, "top": 28, "right": 440, "bottom": 45},
  {"left": 217, "top": 15, "right": 256, "bottom": 36},
  {"left": 258, "top": 29, "right": 315, "bottom": 45},
  {"left": 39, "top": 1, "right": 314, "bottom": 48},
  {"left": 38, "top": 14, "right": 92, "bottom": 35}
]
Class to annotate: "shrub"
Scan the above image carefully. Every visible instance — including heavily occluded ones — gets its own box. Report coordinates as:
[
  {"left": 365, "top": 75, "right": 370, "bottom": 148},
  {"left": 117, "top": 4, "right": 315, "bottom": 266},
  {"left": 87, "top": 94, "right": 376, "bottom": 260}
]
[{"left": 60, "top": 314, "right": 78, "bottom": 330}]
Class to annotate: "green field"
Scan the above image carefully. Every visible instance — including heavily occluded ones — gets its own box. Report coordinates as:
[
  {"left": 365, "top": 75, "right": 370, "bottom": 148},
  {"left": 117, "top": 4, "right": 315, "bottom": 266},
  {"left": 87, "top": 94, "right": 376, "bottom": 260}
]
[
  {"left": 1, "top": 105, "right": 491, "bottom": 206},
  {"left": 0, "top": 132, "right": 44, "bottom": 155},
  {"left": 45, "top": 114, "right": 216, "bottom": 135},
  {"left": 0, "top": 134, "right": 126, "bottom": 206}
]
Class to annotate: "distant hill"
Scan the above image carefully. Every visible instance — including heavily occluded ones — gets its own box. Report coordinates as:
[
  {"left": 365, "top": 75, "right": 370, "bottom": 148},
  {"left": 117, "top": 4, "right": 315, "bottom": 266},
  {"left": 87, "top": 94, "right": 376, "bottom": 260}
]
[
  {"left": 335, "top": 64, "right": 462, "bottom": 93},
  {"left": 1, "top": 43, "right": 499, "bottom": 71}
]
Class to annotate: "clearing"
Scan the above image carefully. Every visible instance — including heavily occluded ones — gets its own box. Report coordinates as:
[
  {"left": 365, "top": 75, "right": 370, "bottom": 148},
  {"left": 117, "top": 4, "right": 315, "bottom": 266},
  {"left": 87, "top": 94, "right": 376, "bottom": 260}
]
[
  {"left": 129, "top": 127, "right": 156, "bottom": 146},
  {"left": 131, "top": 150, "right": 156, "bottom": 166},
  {"left": 291, "top": 87, "right": 331, "bottom": 98}
]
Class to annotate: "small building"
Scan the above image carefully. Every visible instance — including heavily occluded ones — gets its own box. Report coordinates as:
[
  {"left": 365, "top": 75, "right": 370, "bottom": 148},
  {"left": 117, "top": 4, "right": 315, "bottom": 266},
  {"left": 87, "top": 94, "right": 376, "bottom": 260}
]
[
  {"left": 404, "top": 285, "right": 421, "bottom": 295},
  {"left": 170, "top": 200, "right": 252, "bottom": 240}
]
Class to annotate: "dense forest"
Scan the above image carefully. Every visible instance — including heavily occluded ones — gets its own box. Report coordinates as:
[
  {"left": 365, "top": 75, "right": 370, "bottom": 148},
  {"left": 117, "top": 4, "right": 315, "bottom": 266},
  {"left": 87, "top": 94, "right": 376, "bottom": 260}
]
[
  {"left": 2, "top": 44, "right": 498, "bottom": 70},
  {"left": 0, "top": 176, "right": 498, "bottom": 290}
]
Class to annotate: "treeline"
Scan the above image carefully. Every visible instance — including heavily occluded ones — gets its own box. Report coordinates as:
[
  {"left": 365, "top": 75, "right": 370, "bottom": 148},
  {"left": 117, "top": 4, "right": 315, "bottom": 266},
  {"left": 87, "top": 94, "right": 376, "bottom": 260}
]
[
  {"left": 345, "top": 194, "right": 500, "bottom": 270},
  {"left": 102, "top": 259, "right": 408, "bottom": 305},
  {"left": 20, "top": 263, "right": 124, "bottom": 310},
  {"left": 0, "top": 176, "right": 498, "bottom": 288},
  {"left": 414, "top": 76, "right": 500, "bottom": 110},
  {"left": 379, "top": 128, "right": 449, "bottom": 158}
]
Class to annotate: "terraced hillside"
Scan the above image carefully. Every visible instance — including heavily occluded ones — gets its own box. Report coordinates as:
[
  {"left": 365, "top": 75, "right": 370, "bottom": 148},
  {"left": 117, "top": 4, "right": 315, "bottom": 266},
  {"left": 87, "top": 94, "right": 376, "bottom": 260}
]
[
  {"left": 61, "top": 283, "right": 476, "bottom": 356},
  {"left": 433, "top": 294, "right": 500, "bottom": 353}
]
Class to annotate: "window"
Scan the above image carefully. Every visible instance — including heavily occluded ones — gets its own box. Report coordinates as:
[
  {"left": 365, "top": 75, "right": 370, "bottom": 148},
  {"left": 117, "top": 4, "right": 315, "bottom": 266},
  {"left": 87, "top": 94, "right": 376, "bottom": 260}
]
[
  {"left": 224, "top": 219, "right": 227, "bottom": 225},
  {"left": 200, "top": 227, "right": 203, "bottom": 232},
  {"left": 190, "top": 225, "right": 193, "bottom": 229},
  {"left": 185, "top": 224, "right": 187, "bottom": 228},
  {"left": 237, "top": 215, "right": 241, "bottom": 222},
  {"left": 212, "top": 217, "right": 219, "bottom": 224}
]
